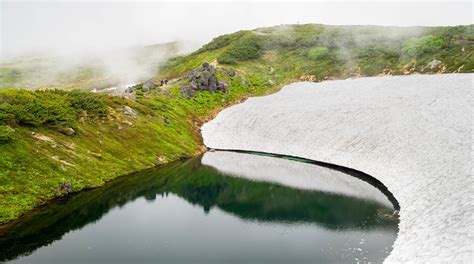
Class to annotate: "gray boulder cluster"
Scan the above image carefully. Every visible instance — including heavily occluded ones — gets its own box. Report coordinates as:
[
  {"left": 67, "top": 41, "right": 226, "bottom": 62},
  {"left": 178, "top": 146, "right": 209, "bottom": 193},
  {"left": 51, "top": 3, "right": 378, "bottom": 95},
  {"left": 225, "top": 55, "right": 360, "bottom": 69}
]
[
  {"left": 180, "top": 62, "right": 229, "bottom": 99},
  {"left": 141, "top": 80, "right": 156, "bottom": 92}
]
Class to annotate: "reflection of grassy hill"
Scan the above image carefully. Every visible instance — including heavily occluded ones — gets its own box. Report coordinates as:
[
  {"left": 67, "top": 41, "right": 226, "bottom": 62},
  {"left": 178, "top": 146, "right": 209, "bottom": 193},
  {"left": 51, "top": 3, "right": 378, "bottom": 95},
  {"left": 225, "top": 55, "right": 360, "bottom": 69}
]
[
  {"left": 0, "top": 24, "right": 472, "bottom": 225},
  {"left": 0, "top": 156, "right": 397, "bottom": 262},
  {"left": 0, "top": 41, "right": 187, "bottom": 90}
]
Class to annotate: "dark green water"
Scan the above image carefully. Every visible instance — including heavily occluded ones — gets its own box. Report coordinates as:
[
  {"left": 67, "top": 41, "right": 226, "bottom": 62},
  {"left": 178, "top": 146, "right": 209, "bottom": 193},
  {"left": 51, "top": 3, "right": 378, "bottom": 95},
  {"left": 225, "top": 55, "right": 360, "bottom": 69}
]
[{"left": 0, "top": 152, "right": 398, "bottom": 264}]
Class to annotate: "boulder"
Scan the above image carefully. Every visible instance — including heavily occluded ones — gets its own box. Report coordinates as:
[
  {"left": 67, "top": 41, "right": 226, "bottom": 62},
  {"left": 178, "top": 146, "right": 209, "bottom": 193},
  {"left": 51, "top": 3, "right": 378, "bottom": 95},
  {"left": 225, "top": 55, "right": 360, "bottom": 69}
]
[
  {"left": 59, "top": 182, "right": 73, "bottom": 194},
  {"left": 123, "top": 106, "right": 137, "bottom": 119},
  {"left": 180, "top": 62, "right": 229, "bottom": 98},
  {"left": 122, "top": 120, "right": 133, "bottom": 126},
  {"left": 60, "top": 127, "right": 76, "bottom": 136},
  {"left": 427, "top": 59, "right": 442, "bottom": 69},
  {"left": 142, "top": 79, "right": 155, "bottom": 92}
]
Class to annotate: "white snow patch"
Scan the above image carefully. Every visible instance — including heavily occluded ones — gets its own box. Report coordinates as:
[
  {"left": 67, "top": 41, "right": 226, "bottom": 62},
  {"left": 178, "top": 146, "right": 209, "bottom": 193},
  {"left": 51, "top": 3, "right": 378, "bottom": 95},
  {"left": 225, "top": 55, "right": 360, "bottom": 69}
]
[{"left": 201, "top": 74, "right": 473, "bottom": 263}]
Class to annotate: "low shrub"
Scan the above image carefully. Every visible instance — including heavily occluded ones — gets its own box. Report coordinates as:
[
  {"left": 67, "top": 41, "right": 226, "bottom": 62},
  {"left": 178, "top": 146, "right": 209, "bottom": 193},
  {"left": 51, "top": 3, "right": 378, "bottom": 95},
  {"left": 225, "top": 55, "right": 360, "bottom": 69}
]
[
  {"left": 6, "top": 90, "right": 75, "bottom": 127},
  {"left": 0, "top": 89, "right": 108, "bottom": 130},
  {"left": 217, "top": 34, "right": 263, "bottom": 64},
  {"left": 67, "top": 90, "right": 109, "bottom": 118},
  {"left": 402, "top": 35, "right": 445, "bottom": 57},
  {"left": 307, "top": 47, "right": 330, "bottom": 60},
  {"left": 196, "top": 31, "right": 248, "bottom": 53},
  {"left": 0, "top": 125, "right": 15, "bottom": 143}
]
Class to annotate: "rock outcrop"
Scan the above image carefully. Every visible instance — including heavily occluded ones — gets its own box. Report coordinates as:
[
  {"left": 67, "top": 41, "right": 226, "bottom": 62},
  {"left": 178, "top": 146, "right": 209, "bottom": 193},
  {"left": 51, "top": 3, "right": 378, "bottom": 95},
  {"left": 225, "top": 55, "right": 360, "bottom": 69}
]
[
  {"left": 180, "top": 62, "right": 228, "bottom": 99},
  {"left": 142, "top": 79, "right": 156, "bottom": 92}
]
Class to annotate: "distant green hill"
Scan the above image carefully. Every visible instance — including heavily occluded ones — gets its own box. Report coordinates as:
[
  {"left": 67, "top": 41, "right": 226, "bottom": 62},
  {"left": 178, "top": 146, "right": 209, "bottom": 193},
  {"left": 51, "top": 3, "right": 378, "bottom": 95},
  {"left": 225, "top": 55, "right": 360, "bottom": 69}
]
[
  {"left": 0, "top": 41, "right": 189, "bottom": 90},
  {"left": 158, "top": 24, "right": 472, "bottom": 81},
  {"left": 0, "top": 24, "right": 472, "bottom": 225}
]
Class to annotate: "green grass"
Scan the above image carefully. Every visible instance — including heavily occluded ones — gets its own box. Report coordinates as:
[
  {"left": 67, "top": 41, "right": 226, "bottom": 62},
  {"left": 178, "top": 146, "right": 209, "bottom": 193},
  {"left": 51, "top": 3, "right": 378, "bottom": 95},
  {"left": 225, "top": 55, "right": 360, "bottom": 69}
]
[{"left": 0, "top": 23, "right": 472, "bottom": 225}]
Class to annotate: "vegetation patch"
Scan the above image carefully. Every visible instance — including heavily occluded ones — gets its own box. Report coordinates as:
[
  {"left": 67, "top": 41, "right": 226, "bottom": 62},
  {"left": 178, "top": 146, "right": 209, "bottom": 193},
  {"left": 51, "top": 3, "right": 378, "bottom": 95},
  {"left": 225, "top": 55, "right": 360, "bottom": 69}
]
[
  {"left": 402, "top": 35, "right": 446, "bottom": 57},
  {"left": 217, "top": 33, "right": 263, "bottom": 64},
  {"left": 0, "top": 90, "right": 108, "bottom": 132},
  {"left": 307, "top": 47, "right": 330, "bottom": 60}
]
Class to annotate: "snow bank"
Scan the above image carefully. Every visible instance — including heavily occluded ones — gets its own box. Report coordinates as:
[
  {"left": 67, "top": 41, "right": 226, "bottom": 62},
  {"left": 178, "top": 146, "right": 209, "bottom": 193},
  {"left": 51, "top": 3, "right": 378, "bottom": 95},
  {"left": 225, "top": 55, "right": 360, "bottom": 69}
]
[
  {"left": 202, "top": 151, "right": 394, "bottom": 208},
  {"left": 202, "top": 74, "right": 473, "bottom": 263}
]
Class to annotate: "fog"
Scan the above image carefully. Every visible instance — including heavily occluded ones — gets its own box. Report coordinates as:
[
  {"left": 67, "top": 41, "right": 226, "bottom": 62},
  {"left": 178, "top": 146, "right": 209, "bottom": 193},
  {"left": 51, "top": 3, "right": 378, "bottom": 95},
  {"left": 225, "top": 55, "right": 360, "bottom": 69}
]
[
  {"left": 2, "top": 1, "right": 472, "bottom": 59},
  {"left": 0, "top": 1, "right": 471, "bottom": 89}
]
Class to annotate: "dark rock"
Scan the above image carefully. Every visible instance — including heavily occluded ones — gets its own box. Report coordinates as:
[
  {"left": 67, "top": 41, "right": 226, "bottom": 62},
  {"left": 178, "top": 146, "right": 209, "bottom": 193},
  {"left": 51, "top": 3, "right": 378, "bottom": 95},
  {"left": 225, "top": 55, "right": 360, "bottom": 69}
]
[
  {"left": 142, "top": 79, "right": 155, "bottom": 92},
  {"left": 180, "top": 62, "right": 228, "bottom": 98},
  {"left": 59, "top": 182, "right": 73, "bottom": 194},
  {"left": 61, "top": 127, "right": 75, "bottom": 136},
  {"left": 221, "top": 68, "right": 236, "bottom": 77},
  {"left": 180, "top": 86, "right": 196, "bottom": 99}
]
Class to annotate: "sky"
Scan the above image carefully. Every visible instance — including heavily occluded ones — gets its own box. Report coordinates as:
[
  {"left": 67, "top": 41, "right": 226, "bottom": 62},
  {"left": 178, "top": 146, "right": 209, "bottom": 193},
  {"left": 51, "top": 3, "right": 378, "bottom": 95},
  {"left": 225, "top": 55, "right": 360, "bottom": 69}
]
[{"left": 0, "top": 1, "right": 472, "bottom": 59}]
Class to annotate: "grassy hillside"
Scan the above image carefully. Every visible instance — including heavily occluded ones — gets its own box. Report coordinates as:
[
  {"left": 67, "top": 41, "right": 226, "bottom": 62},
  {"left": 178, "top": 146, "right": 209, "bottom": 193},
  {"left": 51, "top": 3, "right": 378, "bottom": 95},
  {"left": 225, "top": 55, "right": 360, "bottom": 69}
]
[
  {"left": 0, "top": 24, "right": 472, "bottom": 225},
  {"left": 159, "top": 24, "right": 472, "bottom": 82}
]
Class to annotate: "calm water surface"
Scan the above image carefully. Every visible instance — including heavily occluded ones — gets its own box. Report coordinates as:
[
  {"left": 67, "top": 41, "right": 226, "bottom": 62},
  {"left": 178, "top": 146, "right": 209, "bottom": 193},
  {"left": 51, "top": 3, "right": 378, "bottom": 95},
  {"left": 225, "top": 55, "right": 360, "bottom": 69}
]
[{"left": 0, "top": 151, "right": 398, "bottom": 264}]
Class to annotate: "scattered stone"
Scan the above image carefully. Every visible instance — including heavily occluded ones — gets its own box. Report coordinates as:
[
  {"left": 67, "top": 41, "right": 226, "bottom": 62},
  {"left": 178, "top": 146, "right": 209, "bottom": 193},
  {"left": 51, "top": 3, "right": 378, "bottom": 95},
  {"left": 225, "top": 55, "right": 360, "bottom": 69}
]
[
  {"left": 59, "top": 182, "right": 73, "bottom": 194},
  {"left": 157, "top": 155, "right": 166, "bottom": 163},
  {"left": 52, "top": 156, "right": 75, "bottom": 167},
  {"left": 117, "top": 125, "right": 123, "bottom": 130},
  {"left": 427, "top": 59, "right": 442, "bottom": 69},
  {"left": 60, "top": 127, "right": 76, "bottom": 136},
  {"left": 123, "top": 106, "right": 137, "bottom": 119},
  {"left": 31, "top": 132, "right": 54, "bottom": 142},
  {"left": 221, "top": 68, "right": 236, "bottom": 77},
  {"left": 142, "top": 79, "right": 156, "bottom": 92},
  {"left": 88, "top": 151, "right": 102, "bottom": 159},
  {"left": 122, "top": 120, "right": 133, "bottom": 126}
]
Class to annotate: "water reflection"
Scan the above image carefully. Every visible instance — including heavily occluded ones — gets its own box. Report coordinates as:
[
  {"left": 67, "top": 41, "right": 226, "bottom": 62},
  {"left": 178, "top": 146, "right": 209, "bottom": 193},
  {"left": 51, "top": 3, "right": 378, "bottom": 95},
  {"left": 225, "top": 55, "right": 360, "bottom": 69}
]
[{"left": 0, "top": 152, "right": 398, "bottom": 263}]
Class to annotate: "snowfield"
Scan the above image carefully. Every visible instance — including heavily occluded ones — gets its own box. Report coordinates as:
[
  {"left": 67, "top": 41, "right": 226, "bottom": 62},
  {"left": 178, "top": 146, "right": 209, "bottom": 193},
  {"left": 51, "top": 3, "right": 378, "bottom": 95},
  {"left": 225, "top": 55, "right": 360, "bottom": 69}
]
[{"left": 201, "top": 74, "right": 473, "bottom": 263}]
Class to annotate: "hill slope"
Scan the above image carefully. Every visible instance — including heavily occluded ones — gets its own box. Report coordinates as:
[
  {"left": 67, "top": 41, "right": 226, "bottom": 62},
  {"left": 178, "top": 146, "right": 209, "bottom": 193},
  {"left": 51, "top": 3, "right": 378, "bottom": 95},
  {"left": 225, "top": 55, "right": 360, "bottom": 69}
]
[
  {"left": 0, "top": 41, "right": 191, "bottom": 91},
  {"left": 0, "top": 24, "right": 472, "bottom": 225}
]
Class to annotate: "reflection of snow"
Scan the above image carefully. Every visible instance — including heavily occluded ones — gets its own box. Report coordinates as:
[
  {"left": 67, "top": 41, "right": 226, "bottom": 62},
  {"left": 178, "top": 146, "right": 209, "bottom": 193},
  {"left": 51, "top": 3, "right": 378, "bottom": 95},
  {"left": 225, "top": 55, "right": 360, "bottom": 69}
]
[
  {"left": 202, "top": 74, "right": 473, "bottom": 263},
  {"left": 202, "top": 151, "right": 393, "bottom": 208}
]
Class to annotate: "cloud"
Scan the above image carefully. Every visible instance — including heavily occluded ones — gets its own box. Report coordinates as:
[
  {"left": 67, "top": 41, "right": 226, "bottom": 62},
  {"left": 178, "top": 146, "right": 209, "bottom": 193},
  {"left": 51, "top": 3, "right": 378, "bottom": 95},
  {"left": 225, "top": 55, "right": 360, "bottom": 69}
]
[{"left": 1, "top": 1, "right": 472, "bottom": 59}]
